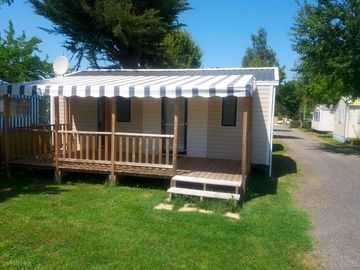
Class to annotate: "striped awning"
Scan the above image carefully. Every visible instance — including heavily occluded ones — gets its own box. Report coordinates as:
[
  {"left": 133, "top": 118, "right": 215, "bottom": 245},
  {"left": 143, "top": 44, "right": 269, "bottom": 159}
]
[{"left": 0, "top": 69, "right": 256, "bottom": 98}]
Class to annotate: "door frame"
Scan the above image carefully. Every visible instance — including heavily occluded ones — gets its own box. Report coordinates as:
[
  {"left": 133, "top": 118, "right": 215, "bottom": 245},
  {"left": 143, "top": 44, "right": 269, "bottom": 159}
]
[{"left": 161, "top": 97, "right": 188, "bottom": 155}]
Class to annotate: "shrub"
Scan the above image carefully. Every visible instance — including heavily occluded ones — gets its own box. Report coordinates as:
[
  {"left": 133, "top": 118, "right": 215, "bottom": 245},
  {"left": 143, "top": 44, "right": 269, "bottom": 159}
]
[
  {"left": 289, "top": 120, "right": 300, "bottom": 128},
  {"left": 302, "top": 120, "right": 312, "bottom": 130},
  {"left": 349, "top": 139, "right": 360, "bottom": 146}
]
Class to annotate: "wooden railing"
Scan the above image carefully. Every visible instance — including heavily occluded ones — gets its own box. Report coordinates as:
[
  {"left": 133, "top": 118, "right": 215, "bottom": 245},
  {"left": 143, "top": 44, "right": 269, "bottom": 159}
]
[
  {"left": 58, "top": 131, "right": 174, "bottom": 166},
  {"left": 1, "top": 124, "right": 67, "bottom": 163},
  {"left": 115, "top": 132, "right": 174, "bottom": 165},
  {"left": 59, "top": 131, "right": 112, "bottom": 162},
  {"left": 7, "top": 128, "right": 55, "bottom": 161},
  {"left": 8, "top": 123, "right": 68, "bottom": 132},
  {"left": 2, "top": 125, "right": 175, "bottom": 176}
]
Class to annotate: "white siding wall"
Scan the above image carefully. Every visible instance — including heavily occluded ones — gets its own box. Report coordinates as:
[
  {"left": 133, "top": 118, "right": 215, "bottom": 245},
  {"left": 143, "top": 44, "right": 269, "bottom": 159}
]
[
  {"left": 251, "top": 85, "right": 271, "bottom": 165},
  {"left": 142, "top": 97, "right": 161, "bottom": 134},
  {"left": 311, "top": 117, "right": 320, "bottom": 131},
  {"left": 348, "top": 107, "right": 360, "bottom": 139},
  {"left": 311, "top": 109, "right": 334, "bottom": 132},
  {"left": 333, "top": 99, "right": 347, "bottom": 142},
  {"left": 52, "top": 96, "right": 67, "bottom": 125},
  {"left": 58, "top": 97, "right": 65, "bottom": 124},
  {"left": 187, "top": 97, "right": 208, "bottom": 157},
  {"left": 70, "top": 97, "right": 97, "bottom": 131},
  {"left": 206, "top": 97, "right": 244, "bottom": 161}
]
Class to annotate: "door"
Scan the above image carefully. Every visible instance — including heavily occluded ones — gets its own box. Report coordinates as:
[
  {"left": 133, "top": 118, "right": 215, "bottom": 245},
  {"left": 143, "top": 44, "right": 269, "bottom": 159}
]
[{"left": 161, "top": 97, "right": 187, "bottom": 154}]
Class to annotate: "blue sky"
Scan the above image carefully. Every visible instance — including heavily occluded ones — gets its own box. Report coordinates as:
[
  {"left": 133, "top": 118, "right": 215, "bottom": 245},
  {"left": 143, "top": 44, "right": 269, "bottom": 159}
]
[{"left": 0, "top": 0, "right": 299, "bottom": 78}]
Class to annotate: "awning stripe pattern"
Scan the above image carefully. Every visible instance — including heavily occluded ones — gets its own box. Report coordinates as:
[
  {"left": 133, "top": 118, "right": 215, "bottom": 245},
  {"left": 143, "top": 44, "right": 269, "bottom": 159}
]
[{"left": 0, "top": 73, "right": 256, "bottom": 98}]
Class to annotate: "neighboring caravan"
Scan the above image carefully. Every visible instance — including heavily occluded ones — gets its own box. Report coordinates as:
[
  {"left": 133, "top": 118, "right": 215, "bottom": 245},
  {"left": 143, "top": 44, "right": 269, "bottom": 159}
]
[
  {"left": 311, "top": 105, "right": 334, "bottom": 132},
  {"left": 333, "top": 98, "right": 360, "bottom": 143},
  {"left": 0, "top": 68, "right": 279, "bottom": 200}
]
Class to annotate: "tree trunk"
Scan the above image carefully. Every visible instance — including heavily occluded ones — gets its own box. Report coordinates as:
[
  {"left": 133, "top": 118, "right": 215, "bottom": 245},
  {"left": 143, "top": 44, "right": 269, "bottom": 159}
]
[{"left": 120, "top": 54, "right": 139, "bottom": 69}]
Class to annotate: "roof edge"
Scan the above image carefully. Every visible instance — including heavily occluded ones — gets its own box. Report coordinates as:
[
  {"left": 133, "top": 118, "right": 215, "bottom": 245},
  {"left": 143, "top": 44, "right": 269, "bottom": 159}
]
[{"left": 85, "top": 67, "right": 280, "bottom": 72}]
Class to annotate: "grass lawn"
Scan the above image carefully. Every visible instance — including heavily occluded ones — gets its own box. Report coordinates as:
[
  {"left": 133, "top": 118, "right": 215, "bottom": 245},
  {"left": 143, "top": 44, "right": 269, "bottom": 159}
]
[
  {"left": 302, "top": 129, "right": 360, "bottom": 155},
  {"left": 0, "top": 144, "right": 316, "bottom": 270}
]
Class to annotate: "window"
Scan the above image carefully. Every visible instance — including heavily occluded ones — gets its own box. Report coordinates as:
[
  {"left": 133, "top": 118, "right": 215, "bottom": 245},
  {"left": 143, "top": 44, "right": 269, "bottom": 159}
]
[
  {"left": 221, "top": 96, "right": 237, "bottom": 127},
  {"left": 11, "top": 99, "right": 29, "bottom": 117},
  {"left": 116, "top": 97, "right": 131, "bottom": 122},
  {"left": 339, "top": 109, "right": 345, "bottom": 124},
  {"left": 314, "top": 111, "right": 320, "bottom": 121}
]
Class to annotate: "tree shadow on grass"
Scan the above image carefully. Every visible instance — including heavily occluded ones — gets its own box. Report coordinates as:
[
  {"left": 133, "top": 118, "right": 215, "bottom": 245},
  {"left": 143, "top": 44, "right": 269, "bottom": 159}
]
[
  {"left": 62, "top": 171, "right": 108, "bottom": 185},
  {"left": 245, "top": 145, "right": 298, "bottom": 201},
  {"left": 118, "top": 176, "right": 169, "bottom": 190},
  {"left": 315, "top": 143, "right": 360, "bottom": 156},
  {"left": 0, "top": 167, "right": 67, "bottom": 204},
  {"left": 273, "top": 134, "right": 303, "bottom": 140}
]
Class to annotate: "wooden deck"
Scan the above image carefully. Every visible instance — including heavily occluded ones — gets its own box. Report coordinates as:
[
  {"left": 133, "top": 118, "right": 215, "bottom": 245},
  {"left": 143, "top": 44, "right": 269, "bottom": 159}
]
[
  {"left": 10, "top": 155, "right": 242, "bottom": 182},
  {"left": 177, "top": 157, "right": 242, "bottom": 182}
]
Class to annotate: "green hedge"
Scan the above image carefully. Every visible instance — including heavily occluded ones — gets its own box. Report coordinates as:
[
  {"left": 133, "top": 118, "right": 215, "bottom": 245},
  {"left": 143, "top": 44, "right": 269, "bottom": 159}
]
[
  {"left": 289, "top": 120, "right": 300, "bottom": 128},
  {"left": 302, "top": 120, "right": 312, "bottom": 130}
]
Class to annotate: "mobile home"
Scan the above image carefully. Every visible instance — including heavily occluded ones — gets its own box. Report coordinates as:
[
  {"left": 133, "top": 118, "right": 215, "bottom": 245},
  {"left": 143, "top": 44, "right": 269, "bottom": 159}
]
[
  {"left": 0, "top": 68, "right": 279, "bottom": 200},
  {"left": 333, "top": 98, "right": 360, "bottom": 142},
  {"left": 311, "top": 105, "right": 334, "bottom": 132}
]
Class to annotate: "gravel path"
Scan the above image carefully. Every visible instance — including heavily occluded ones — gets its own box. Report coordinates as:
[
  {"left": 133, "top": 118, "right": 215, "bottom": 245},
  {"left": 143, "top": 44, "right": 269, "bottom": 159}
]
[{"left": 274, "top": 126, "right": 360, "bottom": 270}]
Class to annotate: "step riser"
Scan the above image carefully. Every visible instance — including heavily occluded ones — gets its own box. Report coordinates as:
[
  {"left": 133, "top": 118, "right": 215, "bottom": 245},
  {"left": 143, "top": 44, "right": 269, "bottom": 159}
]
[
  {"left": 167, "top": 187, "right": 240, "bottom": 201},
  {"left": 172, "top": 175, "right": 242, "bottom": 187}
]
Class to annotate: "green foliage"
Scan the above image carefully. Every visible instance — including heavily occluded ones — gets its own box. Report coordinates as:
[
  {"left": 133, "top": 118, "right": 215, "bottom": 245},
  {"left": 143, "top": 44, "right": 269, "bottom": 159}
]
[
  {"left": 149, "top": 29, "right": 202, "bottom": 68},
  {"left": 301, "top": 75, "right": 343, "bottom": 106},
  {"left": 292, "top": 0, "right": 360, "bottom": 102},
  {"left": 0, "top": 0, "right": 12, "bottom": 7},
  {"left": 29, "top": 0, "right": 190, "bottom": 69},
  {"left": 276, "top": 80, "right": 305, "bottom": 119},
  {"left": 290, "top": 120, "right": 301, "bottom": 128},
  {"left": 242, "top": 27, "right": 285, "bottom": 81},
  {"left": 0, "top": 21, "right": 52, "bottom": 83}
]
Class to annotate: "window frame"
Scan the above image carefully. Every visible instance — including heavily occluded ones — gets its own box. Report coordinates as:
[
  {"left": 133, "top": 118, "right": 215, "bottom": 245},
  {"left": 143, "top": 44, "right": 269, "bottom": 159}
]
[
  {"left": 221, "top": 96, "right": 238, "bottom": 127},
  {"left": 116, "top": 97, "right": 131, "bottom": 123}
]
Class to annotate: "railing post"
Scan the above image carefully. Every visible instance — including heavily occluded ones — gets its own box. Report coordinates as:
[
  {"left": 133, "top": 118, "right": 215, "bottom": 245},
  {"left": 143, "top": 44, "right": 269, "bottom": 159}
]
[
  {"left": 247, "top": 97, "right": 252, "bottom": 173},
  {"left": 172, "top": 98, "right": 180, "bottom": 177},
  {"left": 3, "top": 95, "right": 11, "bottom": 177},
  {"left": 54, "top": 96, "right": 62, "bottom": 184},
  {"left": 109, "top": 97, "right": 117, "bottom": 185},
  {"left": 66, "top": 97, "right": 73, "bottom": 131}
]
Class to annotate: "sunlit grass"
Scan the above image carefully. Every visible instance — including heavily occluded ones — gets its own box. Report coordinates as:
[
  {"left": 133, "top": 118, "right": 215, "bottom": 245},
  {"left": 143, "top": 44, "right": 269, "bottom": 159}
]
[{"left": 0, "top": 144, "right": 316, "bottom": 269}]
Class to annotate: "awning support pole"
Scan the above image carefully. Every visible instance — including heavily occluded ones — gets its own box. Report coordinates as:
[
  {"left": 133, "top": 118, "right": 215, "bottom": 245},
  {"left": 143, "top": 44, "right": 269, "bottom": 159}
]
[
  {"left": 109, "top": 97, "right": 117, "bottom": 186},
  {"left": 241, "top": 96, "right": 251, "bottom": 195},
  {"left": 172, "top": 98, "right": 180, "bottom": 177},
  {"left": 3, "top": 95, "right": 11, "bottom": 177},
  {"left": 54, "top": 96, "right": 62, "bottom": 184}
]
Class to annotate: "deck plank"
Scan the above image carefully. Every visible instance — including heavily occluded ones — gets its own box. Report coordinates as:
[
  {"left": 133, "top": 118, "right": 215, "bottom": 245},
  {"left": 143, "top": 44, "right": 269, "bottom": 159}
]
[{"left": 10, "top": 153, "right": 243, "bottom": 184}]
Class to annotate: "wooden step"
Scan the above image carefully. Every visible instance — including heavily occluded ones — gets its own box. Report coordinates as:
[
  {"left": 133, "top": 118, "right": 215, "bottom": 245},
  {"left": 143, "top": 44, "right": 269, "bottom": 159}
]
[
  {"left": 172, "top": 175, "right": 242, "bottom": 187},
  {"left": 167, "top": 187, "right": 240, "bottom": 201}
]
